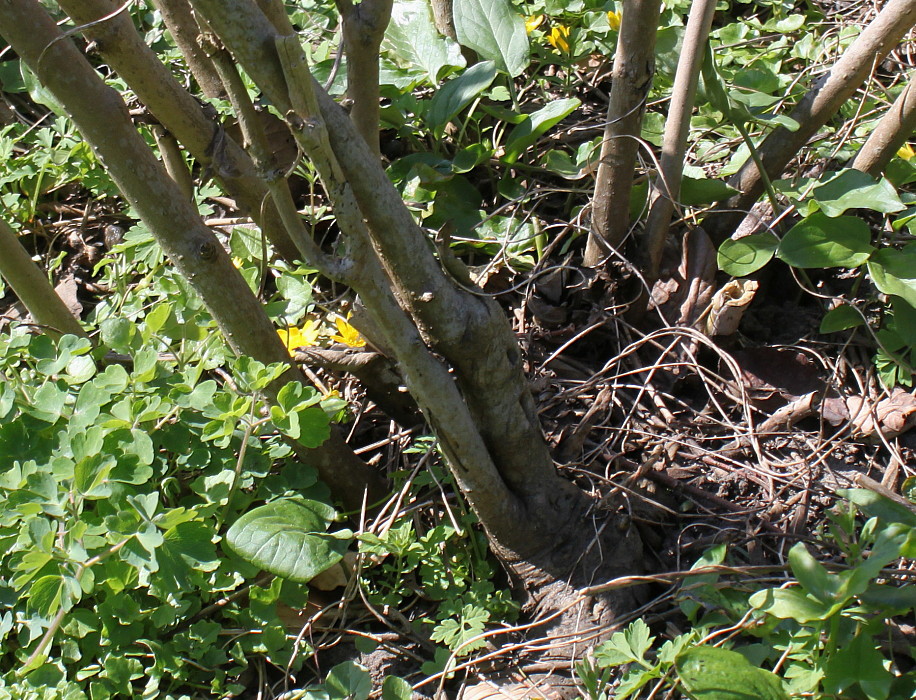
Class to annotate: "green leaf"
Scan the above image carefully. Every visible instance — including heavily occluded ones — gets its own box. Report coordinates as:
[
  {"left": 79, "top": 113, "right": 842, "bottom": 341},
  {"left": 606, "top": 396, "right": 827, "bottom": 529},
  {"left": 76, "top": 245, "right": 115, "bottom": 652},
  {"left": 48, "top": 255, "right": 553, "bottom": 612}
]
[
  {"left": 788, "top": 543, "right": 838, "bottom": 603},
  {"left": 867, "top": 244, "right": 916, "bottom": 308},
  {"left": 595, "top": 618, "right": 654, "bottom": 667},
  {"left": 839, "top": 488, "right": 916, "bottom": 528},
  {"left": 381, "top": 676, "right": 413, "bottom": 700},
  {"left": 503, "top": 98, "right": 580, "bottom": 163},
  {"left": 717, "top": 232, "right": 778, "bottom": 276},
  {"left": 676, "top": 646, "right": 788, "bottom": 700},
  {"left": 384, "top": 0, "right": 465, "bottom": 83},
  {"left": 454, "top": 0, "right": 529, "bottom": 77},
  {"left": 326, "top": 661, "right": 371, "bottom": 700},
  {"left": 823, "top": 631, "right": 893, "bottom": 699},
  {"left": 820, "top": 304, "right": 865, "bottom": 333},
  {"left": 680, "top": 177, "right": 739, "bottom": 206},
  {"left": 749, "top": 587, "right": 834, "bottom": 623},
  {"left": 811, "top": 169, "right": 906, "bottom": 217},
  {"left": 74, "top": 453, "right": 116, "bottom": 498},
  {"left": 776, "top": 212, "right": 874, "bottom": 268},
  {"left": 426, "top": 61, "right": 497, "bottom": 137},
  {"left": 29, "top": 575, "right": 68, "bottom": 617},
  {"left": 225, "top": 499, "right": 349, "bottom": 582}
]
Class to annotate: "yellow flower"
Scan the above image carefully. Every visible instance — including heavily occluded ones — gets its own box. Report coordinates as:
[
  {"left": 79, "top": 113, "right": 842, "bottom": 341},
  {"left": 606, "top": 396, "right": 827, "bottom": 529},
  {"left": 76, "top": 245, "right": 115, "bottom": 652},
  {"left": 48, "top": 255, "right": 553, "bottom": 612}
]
[
  {"left": 231, "top": 256, "right": 243, "bottom": 268},
  {"left": 897, "top": 143, "right": 915, "bottom": 161},
  {"left": 279, "top": 319, "right": 320, "bottom": 351},
  {"left": 525, "top": 14, "right": 544, "bottom": 33},
  {"left": 331, "top": 314, "right": 366, "bottom": 348},
  {"left": 547, "top": 24, "right": 570, "bottom": 52},
  {"left": 607, "top": 10, "right": 621, "bottom": 30}
]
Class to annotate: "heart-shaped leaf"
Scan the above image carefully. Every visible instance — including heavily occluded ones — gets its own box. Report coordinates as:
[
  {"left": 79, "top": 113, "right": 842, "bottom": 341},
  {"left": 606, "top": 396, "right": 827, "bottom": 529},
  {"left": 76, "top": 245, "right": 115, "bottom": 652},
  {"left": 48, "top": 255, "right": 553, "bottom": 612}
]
[
  {"left": 226, "top": 499, "right": 350, "bottom": 582},
  {"left": 777, "top": 212, "right": 873, "bottom": 268}
]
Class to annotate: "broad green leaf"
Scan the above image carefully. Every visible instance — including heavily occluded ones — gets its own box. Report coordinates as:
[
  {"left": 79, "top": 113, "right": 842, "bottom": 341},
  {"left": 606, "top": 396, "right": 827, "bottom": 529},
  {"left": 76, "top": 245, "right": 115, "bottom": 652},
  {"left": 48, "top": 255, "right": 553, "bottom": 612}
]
[
  {"left": 811, "top": 169, "right": 906, "bottom": 217},
  {"left": 717, "top": 232, "right": 778, "bottom": 276},
  {"left": 225, "top": 499, "right": 349, "bottom": 582},
  {"left": 823, "top": 631, "right": 893, "bottom": 699},
  {"left": 749, "top": 587, "right": 833, "bottom": 622},
  {"left": 676, "top": 646, "right": 788, "bottom": 700},
  {"left": 65, "top": 354, "right": 96, "bottom": 384},
  {"left": 820, "top": 304, "right": 865, "bottom": 333},
  {"left": 326, "top": 661, "right": 371, "bottom": 700},
  {"left": 867, "top": 244, "right": 916, "bottom": 308},
  {"left": 890, "top": 296, "right": 916, "bottom": 345},
  {"left": 503, "top": 98, "right": 580, "bottom": 163},
  {"left": 680, "top": 177, "right": 739, "bottom": 206},
  {"left": 144, "top": 302, "right": 171, "bottom": 335},
  {"left": 777, "top": 212, "right": 873, "bottom": 268},
  {"left": 838, "top": 488, "right": 916, "bottom": 528},
  {"left": 21, "top": 62, "right": 66, "bottom": 117},
  {"left": 454, "top": 0, "right": 529, "bottom": 77},
  {"left": 426, "top": 61, "right": 497, "bottom": 136},
  {"left": 451, "top": 142, "right": 493, "bottom": 173},
  {"left": 384, "top": 0, "right": 465, "bottom": 83},
  {"left": 381, "top": 675, "right": 413, "bottom": 700},
  {"left": 788, "top": 543, "right": 837, "bottom": 603}
]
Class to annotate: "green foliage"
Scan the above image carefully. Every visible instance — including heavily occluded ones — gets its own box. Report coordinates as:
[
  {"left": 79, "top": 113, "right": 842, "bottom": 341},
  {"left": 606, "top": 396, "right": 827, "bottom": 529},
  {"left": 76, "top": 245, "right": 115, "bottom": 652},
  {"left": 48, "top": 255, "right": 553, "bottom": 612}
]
[
  {"left": 581, "top": 491, "right": 915, "bottom": 699},
  {"left": 358, "top": 465, "right": 518, "bottom": 665},
  {"left": 716, "top": 169, "right": 916, "bottom": 387},
  {"left": 0, "top": 324, "right": 344, "bottom": 696}
]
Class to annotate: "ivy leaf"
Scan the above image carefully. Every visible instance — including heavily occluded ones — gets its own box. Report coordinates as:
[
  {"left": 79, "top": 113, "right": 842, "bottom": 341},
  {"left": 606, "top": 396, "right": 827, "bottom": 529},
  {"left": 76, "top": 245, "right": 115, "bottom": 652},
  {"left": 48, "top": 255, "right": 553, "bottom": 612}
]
[
  {"left": 381, "top": 676, "right": 413, "bottom": 700},
  {"left": 454, "top": 0, "right": 529, "bottom": 77},
  {"left": 748, "top": 587, "right": 833, "bottom": 623},
  {"left": 776, "top": 212, "right": 873, "bottom": 268},
  {"left": 225, "top": 499, "right": 350, "bottom": 582},
  {"left": 820, "top": 304, "right": 865, "bottom": 333},
  {"left": 823, "top": 631, "right": 893, "bottom": 699}
]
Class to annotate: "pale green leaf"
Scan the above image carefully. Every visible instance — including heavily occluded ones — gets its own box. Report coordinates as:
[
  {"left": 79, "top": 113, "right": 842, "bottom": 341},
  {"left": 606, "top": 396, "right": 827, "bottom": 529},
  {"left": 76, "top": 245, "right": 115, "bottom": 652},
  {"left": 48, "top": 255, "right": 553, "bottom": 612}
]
[
  {"left": 454, "top": 0, "right": 529, "bottom": 77},
  {"left": 776, "top": 212, "right": 873, "bottom": 268},
  {"left": 676, "top": 646, "right": 788, "bottom": 700},
  {"left": 384, "top": 0, "right": 465, "bottom": 83}
]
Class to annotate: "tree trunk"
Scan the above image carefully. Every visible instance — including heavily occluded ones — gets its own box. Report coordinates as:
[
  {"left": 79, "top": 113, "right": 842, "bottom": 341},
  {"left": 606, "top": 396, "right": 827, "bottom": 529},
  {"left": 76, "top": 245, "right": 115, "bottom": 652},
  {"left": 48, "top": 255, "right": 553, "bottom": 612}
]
[
  {"left": 334, "top": 0, "right": 393, "bottom": 156},
  {"left": 0, "top": 0, "right": 644, "bottom": 670},
  {"left": 584, "top": 0, "right": 662, "bottom": 267},
  {"left": 851, "top": 72, "right": 916, "bottom": 176},
  {"left": 0, "top": 218, "right": 88, "bottom": 339}
]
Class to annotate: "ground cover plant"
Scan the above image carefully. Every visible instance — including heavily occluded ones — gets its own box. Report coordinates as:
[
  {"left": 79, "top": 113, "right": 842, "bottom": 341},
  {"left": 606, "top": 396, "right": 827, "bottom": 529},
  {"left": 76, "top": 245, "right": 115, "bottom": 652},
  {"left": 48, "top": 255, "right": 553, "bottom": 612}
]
[{"left": 0, "top": 0, "right": 914, "bottom": 697}]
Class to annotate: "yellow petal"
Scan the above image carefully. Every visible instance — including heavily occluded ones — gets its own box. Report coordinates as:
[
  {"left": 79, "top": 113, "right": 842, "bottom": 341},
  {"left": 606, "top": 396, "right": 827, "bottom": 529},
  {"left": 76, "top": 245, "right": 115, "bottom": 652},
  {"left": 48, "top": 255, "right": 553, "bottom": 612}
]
[
  {"left": 897, "top": 143, "right": 915, "bottom": 161},
  {"left": 279, "top": 320, "right": 320, "bottom": 351},
  {"left": 607, "top": 11, "right": 621, "bottom": 30},
  {"left": 525, "top": 14, "right": 544, "bottom": 33},
  {"left": 547, "top": 25, "right": 570, "bottom": 52},
  {"left": 331, "top": 315, "right": 366, "bottom": 348},
  {"left": 231, "top": 256, "right": 243, "bottom": 268}
]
